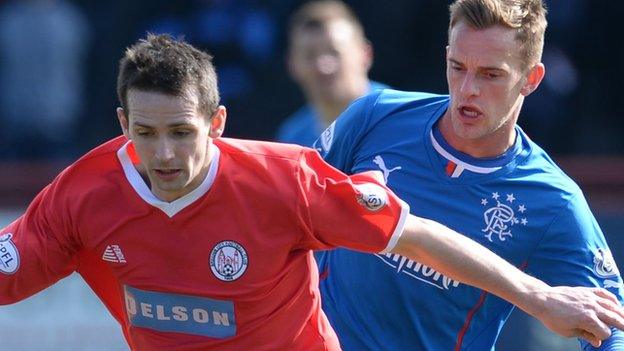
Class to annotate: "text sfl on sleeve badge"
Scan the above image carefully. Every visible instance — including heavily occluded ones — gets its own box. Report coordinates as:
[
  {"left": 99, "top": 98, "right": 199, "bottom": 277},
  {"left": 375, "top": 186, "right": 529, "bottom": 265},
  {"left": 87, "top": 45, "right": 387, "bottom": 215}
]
[{"left": 0, "top": 233, "right": 20, "bottom": 274}]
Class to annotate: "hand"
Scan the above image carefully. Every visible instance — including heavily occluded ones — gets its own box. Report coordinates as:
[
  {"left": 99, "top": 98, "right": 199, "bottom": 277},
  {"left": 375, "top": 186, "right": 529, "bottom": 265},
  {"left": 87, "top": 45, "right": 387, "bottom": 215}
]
[{"left": 529, "top": 286, "right": 624, "bottom": 347}]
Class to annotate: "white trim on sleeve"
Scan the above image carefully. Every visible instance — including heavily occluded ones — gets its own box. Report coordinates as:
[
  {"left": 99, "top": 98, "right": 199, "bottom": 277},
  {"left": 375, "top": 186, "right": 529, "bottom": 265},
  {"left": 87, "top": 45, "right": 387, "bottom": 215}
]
[{"left": 379, "top": 199, "right": 410, "bottom": 254}]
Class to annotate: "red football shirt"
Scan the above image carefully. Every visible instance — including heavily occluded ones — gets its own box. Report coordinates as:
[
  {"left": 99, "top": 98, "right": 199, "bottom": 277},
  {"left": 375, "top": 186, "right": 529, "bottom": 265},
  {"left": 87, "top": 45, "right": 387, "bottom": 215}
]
[{"left": 0, "top": 136, "right": 409, "bottom": 350}]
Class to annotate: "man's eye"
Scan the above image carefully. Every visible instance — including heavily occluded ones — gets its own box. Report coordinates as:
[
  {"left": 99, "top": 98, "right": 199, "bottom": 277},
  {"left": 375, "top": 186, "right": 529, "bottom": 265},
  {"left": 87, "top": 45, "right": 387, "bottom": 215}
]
[
  {"left": 136, "top": 130, "right": 153, "bottom": 137},
  {"left": 173, "top": 130, "right": 191, "bottom": 137}
]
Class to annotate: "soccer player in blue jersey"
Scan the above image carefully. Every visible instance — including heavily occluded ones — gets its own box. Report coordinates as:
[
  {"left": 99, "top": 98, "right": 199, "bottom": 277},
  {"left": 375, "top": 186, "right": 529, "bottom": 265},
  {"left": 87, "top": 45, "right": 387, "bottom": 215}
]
[
  {"left": 314, "top": 0, "right": 624, "bottom": 350},
  {"left": 276, "top": 0, "right": 386, "bottom": 146}
]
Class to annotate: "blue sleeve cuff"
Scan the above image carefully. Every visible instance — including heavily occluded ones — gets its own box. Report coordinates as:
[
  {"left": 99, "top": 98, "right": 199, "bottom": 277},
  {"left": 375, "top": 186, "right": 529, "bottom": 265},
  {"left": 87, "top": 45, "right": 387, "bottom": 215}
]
[{"left": 581, "top": 328, "right": 624, "bottom": 350}]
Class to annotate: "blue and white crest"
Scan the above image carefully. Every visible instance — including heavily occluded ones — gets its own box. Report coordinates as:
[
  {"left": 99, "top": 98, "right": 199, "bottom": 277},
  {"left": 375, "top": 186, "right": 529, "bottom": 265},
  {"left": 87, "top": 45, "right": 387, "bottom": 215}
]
[
  {"left": 593, "top": 248, "right": 620, "bottom": 278},
  {"left": 480, "top": 192, "right": 528, "bottom": 242},
  {"left": 210, "top": 241, "right": 248, "bottom": 282},
  {"left": 0, "top": 233, "right": 20, "bottom": 275}
]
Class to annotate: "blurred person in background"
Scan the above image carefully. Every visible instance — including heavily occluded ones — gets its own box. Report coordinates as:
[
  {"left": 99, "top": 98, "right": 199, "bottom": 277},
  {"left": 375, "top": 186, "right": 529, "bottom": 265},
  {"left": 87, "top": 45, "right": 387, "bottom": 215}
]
[
  {"left": 313, "top": 0, "right": 624, "bottom": 350},
  {"left": 275, "top": 0, "right": 386, "bottom": 146},
  {"left": 0, "top": 0, "right": 90, "bottom": 160},
  {"left": 3, "top": 33, "right": 624, "bottom": 350}
]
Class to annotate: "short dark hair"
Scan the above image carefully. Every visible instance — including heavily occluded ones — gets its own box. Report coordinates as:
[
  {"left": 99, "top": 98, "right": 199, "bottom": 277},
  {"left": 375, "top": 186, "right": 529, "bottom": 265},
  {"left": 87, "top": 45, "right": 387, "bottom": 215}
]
[
  {"left": 288, "top": 0, "right": 366, "bottom": 43},
  {"left": 116, "top": 34, "right": 220, "bottom": 117}
]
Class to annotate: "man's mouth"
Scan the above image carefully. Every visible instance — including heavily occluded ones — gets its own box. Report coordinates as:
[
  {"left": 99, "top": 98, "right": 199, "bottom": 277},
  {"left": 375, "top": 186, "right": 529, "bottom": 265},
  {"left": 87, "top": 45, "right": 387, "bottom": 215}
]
[
  {"left": 154, "top": 169, "right": 181, "bottom": 180},
  {"left": 458, "top": 105, "right": 482, "bottom": 119}
]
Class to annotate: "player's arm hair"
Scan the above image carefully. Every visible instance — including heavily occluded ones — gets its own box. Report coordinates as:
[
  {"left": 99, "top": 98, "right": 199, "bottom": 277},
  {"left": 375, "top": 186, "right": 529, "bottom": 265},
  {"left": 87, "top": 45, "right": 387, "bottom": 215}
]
[{"left": 392, "top": 215, "right": 547, "bottom": 310}]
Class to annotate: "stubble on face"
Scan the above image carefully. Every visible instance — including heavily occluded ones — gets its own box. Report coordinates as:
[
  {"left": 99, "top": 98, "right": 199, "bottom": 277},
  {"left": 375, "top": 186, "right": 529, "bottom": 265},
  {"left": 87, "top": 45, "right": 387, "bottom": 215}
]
[
  {"left": 441, "top": 22, "right": 528, "bottom": 157},
  {"left": 125, "top": 90, "right": 213, "bottom": 202}
]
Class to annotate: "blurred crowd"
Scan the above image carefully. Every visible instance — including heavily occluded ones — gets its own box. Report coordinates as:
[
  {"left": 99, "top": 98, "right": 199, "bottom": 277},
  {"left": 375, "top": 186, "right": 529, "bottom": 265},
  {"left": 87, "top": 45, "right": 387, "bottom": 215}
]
[{"left": 0, "top": 0, "right": 623, "bottom": 161}]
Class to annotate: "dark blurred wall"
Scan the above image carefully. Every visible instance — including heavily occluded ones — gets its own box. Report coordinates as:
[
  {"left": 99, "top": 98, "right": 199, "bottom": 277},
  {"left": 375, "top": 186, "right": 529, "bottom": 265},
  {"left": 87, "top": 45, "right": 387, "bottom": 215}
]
[{"left": 0, "top": 0, "right": 620, "bottom": 156}]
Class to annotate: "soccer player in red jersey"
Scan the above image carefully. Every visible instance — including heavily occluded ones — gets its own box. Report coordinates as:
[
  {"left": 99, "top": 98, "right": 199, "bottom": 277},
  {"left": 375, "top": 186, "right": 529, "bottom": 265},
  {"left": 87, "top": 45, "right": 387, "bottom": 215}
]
[{"left": 1, "top": 34, "right": 624, "bottom": 350}]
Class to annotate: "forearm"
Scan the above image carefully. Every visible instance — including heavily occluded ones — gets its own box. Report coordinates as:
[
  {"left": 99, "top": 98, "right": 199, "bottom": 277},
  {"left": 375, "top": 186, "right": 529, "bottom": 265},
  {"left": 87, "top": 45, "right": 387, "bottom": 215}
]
[{"left": 391, "top": 215, "right": 547, "bottom": 317}]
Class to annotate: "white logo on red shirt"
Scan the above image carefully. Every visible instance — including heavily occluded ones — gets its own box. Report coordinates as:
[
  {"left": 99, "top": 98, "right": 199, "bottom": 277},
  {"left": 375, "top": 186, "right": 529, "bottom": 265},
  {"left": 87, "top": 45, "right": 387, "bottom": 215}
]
[
  {"left": 102, "top": 244, "right": 127, "bottom": 263},
  {"left": 355, "top": 183, "right": 388, "bottom": 212},
  {"left": 0, "top": 233, "right": 20, "bottom": 274},
  {"left": 210, "top": 241, "right": 248, "bottom": 282}
]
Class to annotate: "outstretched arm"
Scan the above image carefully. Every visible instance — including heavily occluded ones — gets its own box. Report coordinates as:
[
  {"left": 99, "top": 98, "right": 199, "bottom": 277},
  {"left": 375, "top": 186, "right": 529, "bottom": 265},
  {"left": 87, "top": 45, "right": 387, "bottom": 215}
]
[
  {"left": 392, "top": 215, "right": 624, "bottom": 348},
  {"left": 0, "top": 181, "right": 78, "bottom": 305}
]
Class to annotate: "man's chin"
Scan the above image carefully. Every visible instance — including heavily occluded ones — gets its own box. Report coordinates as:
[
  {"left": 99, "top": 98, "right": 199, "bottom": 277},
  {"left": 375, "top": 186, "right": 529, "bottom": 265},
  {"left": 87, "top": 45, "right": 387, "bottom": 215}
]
[
  {"left": 451, "top": 120, "right": 487, "bottom": 140},
  {"left": 154, "top": 180, "right": 185, "bottom": 191},
  {"left": 151, "top": 182, "right": 187, "bottom": 202}
]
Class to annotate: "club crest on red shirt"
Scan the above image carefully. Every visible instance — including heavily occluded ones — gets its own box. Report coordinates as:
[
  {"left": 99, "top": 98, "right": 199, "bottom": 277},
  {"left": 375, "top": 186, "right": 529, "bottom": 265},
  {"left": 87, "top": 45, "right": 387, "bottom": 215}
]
[
  {"left": 210, "top": 241, "right": 248, "bottom": 282},
  {"left": 354, "top": 183, "right": 388, "bottom": 212}
]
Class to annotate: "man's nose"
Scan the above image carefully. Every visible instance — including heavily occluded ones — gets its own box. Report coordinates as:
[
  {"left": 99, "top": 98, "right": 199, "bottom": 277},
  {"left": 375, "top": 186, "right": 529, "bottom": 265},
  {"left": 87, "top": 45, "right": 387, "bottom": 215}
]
[
  {"left": 459, "top": 72, "right": 480, "bottom": 97},
  {"left": 155, "top": 137, "right": 175, "bottom": 161}
]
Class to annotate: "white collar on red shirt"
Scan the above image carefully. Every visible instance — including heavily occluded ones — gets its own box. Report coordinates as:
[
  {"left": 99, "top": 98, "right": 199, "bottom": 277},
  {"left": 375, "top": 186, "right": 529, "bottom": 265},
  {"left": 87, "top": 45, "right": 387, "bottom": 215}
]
[{"left": 116, "top": 140, "right": 220, "bottom": 217}]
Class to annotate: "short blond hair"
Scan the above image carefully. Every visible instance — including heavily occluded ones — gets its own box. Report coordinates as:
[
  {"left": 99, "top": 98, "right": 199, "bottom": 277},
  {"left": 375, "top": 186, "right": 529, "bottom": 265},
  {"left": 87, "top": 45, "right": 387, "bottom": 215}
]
[{"left": 449, "top": 0, "right": 547, "bottom": 67}]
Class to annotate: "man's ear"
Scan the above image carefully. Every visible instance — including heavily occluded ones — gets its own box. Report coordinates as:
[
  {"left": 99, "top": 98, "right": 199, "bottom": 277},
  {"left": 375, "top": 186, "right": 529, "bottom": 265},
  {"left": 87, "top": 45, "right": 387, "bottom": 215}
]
[
  {"left": 521, "top": 63, "right": 545, "bottom": 97},
  {"left": 209, "top": 106, "right": 227, "bottom": 138},
  {"left": 117, "top": 107, "right": 130, "bottom": 138}
]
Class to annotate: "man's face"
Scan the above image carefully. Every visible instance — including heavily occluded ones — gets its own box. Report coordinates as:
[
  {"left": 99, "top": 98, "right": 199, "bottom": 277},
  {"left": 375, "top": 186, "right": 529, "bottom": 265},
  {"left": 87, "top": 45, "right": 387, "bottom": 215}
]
[
  {"left": 445, "top": 21, "right": 541, "bottom": 145},
  {"left": 117, "top": 89, "right": 225, "bottom": 202},
  {"left": 288, "top": 18, "right": 371, "bottom": 104}
]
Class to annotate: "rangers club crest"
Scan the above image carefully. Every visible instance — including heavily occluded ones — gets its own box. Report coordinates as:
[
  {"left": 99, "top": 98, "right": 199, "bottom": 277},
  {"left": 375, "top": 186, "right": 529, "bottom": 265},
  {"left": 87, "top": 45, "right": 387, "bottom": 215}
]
[
  {"left": 210, "top": 241, "right": 248, "bottom": 282},
  {"left": 355, "top": 183, "right": 388, "bottom": 212},
  {"left": 481, "top": 192, "right": 528, "bottom": 242}
]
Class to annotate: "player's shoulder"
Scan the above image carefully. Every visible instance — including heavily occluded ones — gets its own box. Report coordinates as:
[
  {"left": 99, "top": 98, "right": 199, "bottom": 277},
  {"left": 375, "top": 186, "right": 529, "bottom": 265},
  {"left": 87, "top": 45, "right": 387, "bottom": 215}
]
[
  {"left": 334, "top": 89, "right": 448, "bottom": 138},
  {"left": 375, "top": 89, "right": 448, "bottom": 106},
  {"left": 216, "top": 137, "right": 310, "bottom": 164},
  {"left": 351, "top": 89, "right": 448, "bottom": 123},
  {"left": 518, "top": 129, "right": 582, "bottom": 197},
  {"left": 58, "top": 135, "right": 126, "bottom": 179},
  {"left": 36, "top": 136, "right": 127, "bottom": 204},
  {"left": 216, "top": 138, "right": 324, "bottom": 186}
]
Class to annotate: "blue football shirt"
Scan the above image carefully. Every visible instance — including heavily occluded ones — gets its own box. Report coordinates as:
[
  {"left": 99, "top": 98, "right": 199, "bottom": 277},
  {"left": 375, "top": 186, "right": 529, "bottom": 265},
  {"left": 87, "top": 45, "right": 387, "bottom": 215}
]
[{"left": 314, "top": 89, "right": 624, "bottom": 351}]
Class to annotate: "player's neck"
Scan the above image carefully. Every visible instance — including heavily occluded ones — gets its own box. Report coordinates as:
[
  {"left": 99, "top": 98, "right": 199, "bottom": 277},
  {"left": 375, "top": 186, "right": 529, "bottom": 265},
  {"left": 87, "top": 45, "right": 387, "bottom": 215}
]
[
  {"left": 136, "top": 144, "right": 216, "bottom": 203},
  {"left": 314, "top": 100, "right": 350, "bottom": 126},
  {"left": 313, "top": 82, "right": 369, "bottom": 125},
  {"left": 438, "top": 113, "right": 517, "bottom": 159}
]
